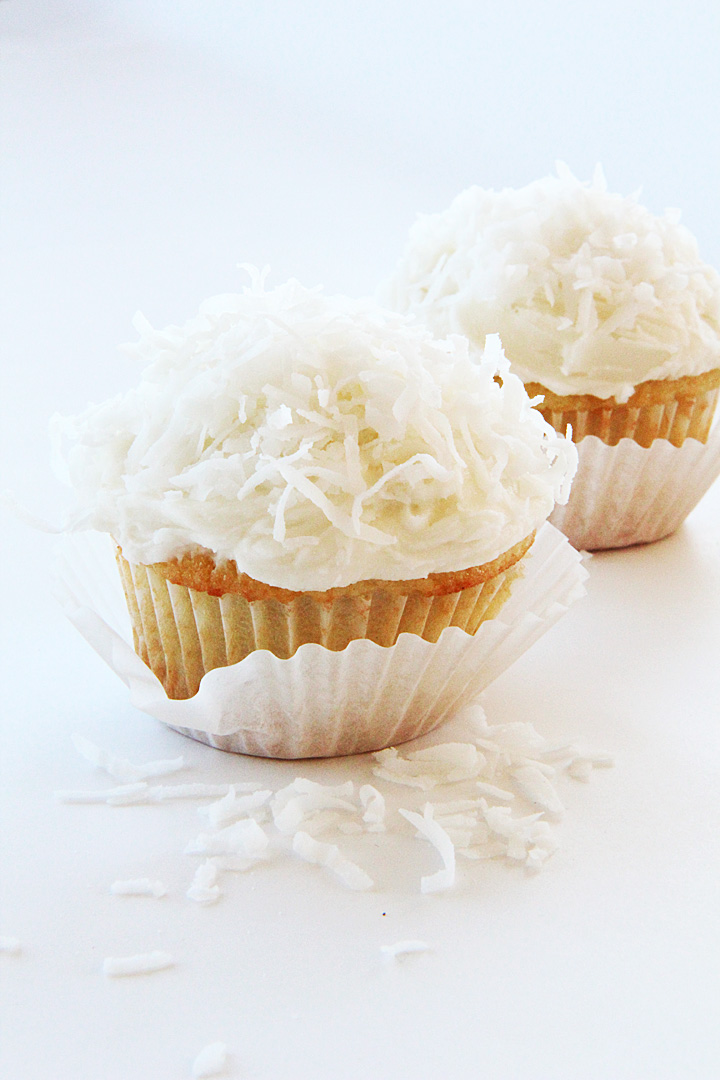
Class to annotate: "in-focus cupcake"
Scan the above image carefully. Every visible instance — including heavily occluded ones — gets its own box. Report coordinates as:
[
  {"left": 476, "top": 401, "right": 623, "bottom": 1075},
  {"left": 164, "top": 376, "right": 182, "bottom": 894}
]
[
  {"left": 54, "top": 273, "right": 578, "bottom": 756},
  {"left": 382, "top": 166, "right": 720, "bottom": 549}
]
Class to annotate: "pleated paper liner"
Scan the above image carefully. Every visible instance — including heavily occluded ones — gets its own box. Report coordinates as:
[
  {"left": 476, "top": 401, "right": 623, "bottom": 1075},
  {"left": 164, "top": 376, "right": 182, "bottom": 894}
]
[
  {"left": 523, "top": 371, "right": 720, "bottom": 550},
  {"left": 115, "top": 546, "right": 527, "bottom": 701},
  {"left": 549, "top": 427, "right": 720, "bottom": 550},
  {"left": 55, "top": 524, "right": 587, "bottom": 758},
  {"left": 526, "top": 370, "right": 720, "bottom": 449}
]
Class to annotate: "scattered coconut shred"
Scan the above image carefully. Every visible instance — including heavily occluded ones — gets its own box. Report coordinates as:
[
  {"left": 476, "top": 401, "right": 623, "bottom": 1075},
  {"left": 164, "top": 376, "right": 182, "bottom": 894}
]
[
  {"left": 192, "top": 1041, "right": 228, "bottom": 1079},
  {"left": 54, "top": 714, "right": 614, "bottom": 994},
  {"left": 60, "top": 712, "right": 612, "bottom": 939},
  {"left": 102, "top": 951, "right": 174, "bottom": 977},
  {"left": 380, "top": 940, "right": 433, "bottom": 960},
  {"left": 110, "top": 878, "right": 167, "bottom": 898}
]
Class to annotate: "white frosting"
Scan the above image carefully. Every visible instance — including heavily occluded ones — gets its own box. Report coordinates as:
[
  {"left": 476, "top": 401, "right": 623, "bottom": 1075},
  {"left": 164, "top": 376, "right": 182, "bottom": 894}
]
[
  {"left": 55, "top": 273, "right": 577, "bottom": 591},
  {"left": 382, "top": 165, "right": 720, "bottom": 403}
]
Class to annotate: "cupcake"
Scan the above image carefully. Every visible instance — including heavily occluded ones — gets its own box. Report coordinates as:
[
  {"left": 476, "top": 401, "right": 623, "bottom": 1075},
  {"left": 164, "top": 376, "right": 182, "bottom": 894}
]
[
  {"left": 54, "top": 273, "right": 578, "bottom": 756},
  {"left": 381, "top": 166, "right": 720, "bottom": 548}
]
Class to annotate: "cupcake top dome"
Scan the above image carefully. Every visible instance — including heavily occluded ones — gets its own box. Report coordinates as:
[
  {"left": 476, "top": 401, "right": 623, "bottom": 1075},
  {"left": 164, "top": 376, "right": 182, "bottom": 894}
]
[
  {"left": 55, "top": 273, "right": 576, "bottom": 591},
  {"left": 381, "top": 165, "right": 720, "bottom": 404}
]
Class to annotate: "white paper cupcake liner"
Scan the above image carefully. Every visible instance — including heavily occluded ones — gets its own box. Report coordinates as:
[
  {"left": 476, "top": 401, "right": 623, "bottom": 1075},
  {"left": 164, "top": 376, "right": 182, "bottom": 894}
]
[
  {"left": 550, "top": 422, "right": 720, "bottom": 551},
  {"left": 54, "top": 523, "right": 587, "bottom": 758},
  {"left": 115, "top": 548, "right": 524, "bottom": 699}
]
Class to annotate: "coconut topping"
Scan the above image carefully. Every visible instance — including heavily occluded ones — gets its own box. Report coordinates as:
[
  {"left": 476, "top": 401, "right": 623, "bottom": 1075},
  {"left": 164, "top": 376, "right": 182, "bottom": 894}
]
[
  {"left": 54, "top": 272, "right": 576, "bottom": 590},
  {"left": 382, "top": 165, "right": 720, "bottom": 403}
]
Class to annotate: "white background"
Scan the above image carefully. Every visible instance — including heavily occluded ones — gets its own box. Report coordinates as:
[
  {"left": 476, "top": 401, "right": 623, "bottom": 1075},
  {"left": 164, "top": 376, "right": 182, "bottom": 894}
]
[{"left": 2, "top": 3, "right": 720, "bottom": 1078}]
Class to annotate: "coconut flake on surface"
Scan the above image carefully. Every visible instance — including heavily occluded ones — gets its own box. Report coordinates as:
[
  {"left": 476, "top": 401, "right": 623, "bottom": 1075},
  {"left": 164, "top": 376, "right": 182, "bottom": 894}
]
[
  {"left": 373, "top": 743, "right": 484, "bottom": 790},
  {"left": 563, "top": 748, "right": 614, "bottom": 780},
  {"left": 54, "top": 703, "right": 612, "bottom": 912},
  {"left": 185, "top": 819, "right": 269, "bottom": 860},
  {"left": 359, "top": 784, "right": 386, "bottom": 830},
  {"left": 479, "top": 801, "right": 559, "bottom": 868},
  {"left": 399, "top": 805, "right": 456, "bottom": 893},
  {"left": 511, "top": 765, "right": 565, "bottom": 818},
  {"left": 71, "top": 733, "right": 184, "bottom": 783},
  {"left": 198, "top": 788, "right": 272, "bottom": 828},
  {"left": 58, "top": 781, "right": 263, "bottom": 805},
  {"left": 272, "top": 778, "right": 354, "bottom": 809},
  {"left": 192, "top": 1041, "right": 228, "bottom": 1078},
  {"left": 568, "top": 747, "right": 615, "bottom": 769},
  {"left": 110, "top": 878, "right": 167, "bottom": 898},
  {"left": 380, "top": 939, "right": 432, "bottom": 959},
  {"left": 0, "top": 937, "right": 22, "bottom": 955},
  {"left": 151, "top": 782, "right": 261, "bottom": 801},
  {"left": 271, "top": 779, "right": 358, "bottom": 834},
  {"left": 56, "top": 782, "right": 150, "bottom": 805},
  {"left": 102, "top": 951, "right": 174, "bottom": 977},
  {"left": 273, "top": 792, "right": 358, "bottom": 834},
  {"left": 566, "top": 758, "right": 593, "bottom": 781},
  {"left": 475, "top": 781, "right": 515, "bottom": 802},
  {"left": 292, "top": 831, "right": 373, "bottom": 891},
  {"left": 187, "top": 860, "right": 221, "bottom": 905}
]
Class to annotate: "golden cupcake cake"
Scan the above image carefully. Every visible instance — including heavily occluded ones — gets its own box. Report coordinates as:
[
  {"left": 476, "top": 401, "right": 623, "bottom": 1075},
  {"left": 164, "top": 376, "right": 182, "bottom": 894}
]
[
  {"left": 382, "top": 166, "right": 720, "bottom": 549},
  {"left": 56, "top": 274, "right": 579, "bottom": 756}
]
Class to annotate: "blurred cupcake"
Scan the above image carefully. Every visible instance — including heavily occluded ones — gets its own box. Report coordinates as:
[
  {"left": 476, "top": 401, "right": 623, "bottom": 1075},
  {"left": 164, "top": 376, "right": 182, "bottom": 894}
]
[
  {"left": 381, "top": 166, "right": 720, "bottom": 549},
  {"left": 54, "top": 273, "right": 578, "bottom": 756}
]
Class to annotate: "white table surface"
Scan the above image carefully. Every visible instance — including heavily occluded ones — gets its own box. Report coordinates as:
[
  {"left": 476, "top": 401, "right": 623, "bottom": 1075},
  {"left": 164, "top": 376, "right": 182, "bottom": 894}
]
[
  {"left": 3, "top": 5, "right": 720, "bottom": 1079},
  {"left": 5, "top": 495, "right": 720, "bottom": 1080}
]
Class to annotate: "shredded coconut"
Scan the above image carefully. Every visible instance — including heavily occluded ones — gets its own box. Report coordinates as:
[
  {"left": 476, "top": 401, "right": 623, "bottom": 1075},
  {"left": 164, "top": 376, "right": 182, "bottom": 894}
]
[
  {"left": 56, "top": 782, "right": 150, "bottom": 805},
  {"left": 272, "top": 778, "right": 354, "bottom": 807},
  {"left": 292, "top": 831, "right": 373, "bottom": 890},
  {"left": 0, "top": 937, "right": 22, "bottom": 955},
  {"left": 150, "top": 782, "right": 261, "bottom": 800},
  {"left": 511, "top": 765, "right": 565, "bottom": 818},
  {"left": 110, "top": 878, "right": 167, "bottom": 897},
  {"left": 373, "top": 743, "right": 485, "bottom": 790},
  {"left": 359, "top": 784, "right": 386, "bottom": 830},
  {"left": 102, "top": 951, "right": 174, "bottom": 977},
  {"left": 475, "top": 781, "right": 514, "bottom": 801},
  {"left": 56, "top": 781, "right": 262, "bottom": 805},
  {"left": 192, "top": 1042, "right": 228, "bottom": 1078},
  {"left": 56, "top": 713, "right": 612, "bottom": 929},
  {"left": 187, "top": 860, "right": 221, "bottom": 905},
  {"left": 380, "top": 939, "right": 432, "bottom": 958},
  {"left": 198, "top": 788, "right": 272, "bottom": 828},
  {"left": 273, "top": 791, "right": 358, "bottom": 835},
  {"left": 270, "top": 779, "right": 359, "bottom": 834},
  {"left": 382, "top": 165, "right": 720, "bottom": 402},
  {"left": 71, "top": 733, "right": 184, "bottom": 783},
  {"left": 55, "top": 274, "right": 576, "bottom": 589},
  {"left": 185, "top": 819, "right": 269, "bottom": 860},
  {"left": 399, "top": 805, "right": 456, "bottom": 893},
  {"left": 372, "top": 705, "right": 613, "bottom": 872}
]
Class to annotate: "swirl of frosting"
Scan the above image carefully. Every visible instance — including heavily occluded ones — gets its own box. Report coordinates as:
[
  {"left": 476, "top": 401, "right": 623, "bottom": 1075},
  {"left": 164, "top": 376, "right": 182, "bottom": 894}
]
[
  {"left": 55, "top": 273, "right": 577, "bottom": 590},
  {"left": 381, "top": 166, "right": 720, "bottom": 404}
]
